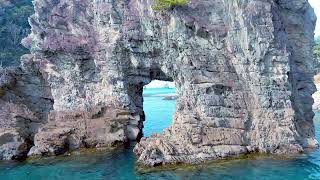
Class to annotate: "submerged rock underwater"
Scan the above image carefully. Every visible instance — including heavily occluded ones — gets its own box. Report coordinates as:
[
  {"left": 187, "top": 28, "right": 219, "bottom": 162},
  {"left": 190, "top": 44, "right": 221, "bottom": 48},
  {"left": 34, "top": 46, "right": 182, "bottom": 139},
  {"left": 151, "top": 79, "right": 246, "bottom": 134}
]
[{"left": 1, "top": 94, "right": 320, "bottom": 180}]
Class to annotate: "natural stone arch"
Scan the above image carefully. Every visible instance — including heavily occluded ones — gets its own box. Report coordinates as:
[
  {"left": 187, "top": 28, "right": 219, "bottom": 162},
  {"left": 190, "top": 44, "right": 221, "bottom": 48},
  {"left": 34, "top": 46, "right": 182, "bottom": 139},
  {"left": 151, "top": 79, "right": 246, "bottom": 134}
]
[
  {"left": 126, "top": 66, "right": 175, "bottom": 140},
  {"left": 0, "top": 0, "right": 318, "bottom": 166}
]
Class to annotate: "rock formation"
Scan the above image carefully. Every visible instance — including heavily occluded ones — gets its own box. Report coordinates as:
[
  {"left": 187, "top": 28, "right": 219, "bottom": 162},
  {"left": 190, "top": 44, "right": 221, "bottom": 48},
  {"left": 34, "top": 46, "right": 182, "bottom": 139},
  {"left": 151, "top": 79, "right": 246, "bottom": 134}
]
[{"left": 0, "top": 0, "right": 318, "bottom": 166}]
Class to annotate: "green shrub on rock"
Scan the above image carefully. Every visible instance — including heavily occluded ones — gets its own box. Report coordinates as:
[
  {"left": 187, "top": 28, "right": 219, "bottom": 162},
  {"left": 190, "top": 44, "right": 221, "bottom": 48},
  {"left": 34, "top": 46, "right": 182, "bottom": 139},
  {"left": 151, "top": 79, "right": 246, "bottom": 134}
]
[
  {"left": 0, "top": 0, "right": 33, "bottom": 67},
  {"left": 314, "top": 37, "right": 320, "bottom": 73},
  {"left": 152, "top": 0, "right": 190, "bottom": 10}
]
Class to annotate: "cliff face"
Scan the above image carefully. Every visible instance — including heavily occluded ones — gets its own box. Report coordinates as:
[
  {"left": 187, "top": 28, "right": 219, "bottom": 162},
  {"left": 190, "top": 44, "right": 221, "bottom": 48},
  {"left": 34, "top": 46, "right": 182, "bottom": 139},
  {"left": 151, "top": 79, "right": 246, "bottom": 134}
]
[{"left": 0, "top": 0, "right": 318, "bottom": 165}]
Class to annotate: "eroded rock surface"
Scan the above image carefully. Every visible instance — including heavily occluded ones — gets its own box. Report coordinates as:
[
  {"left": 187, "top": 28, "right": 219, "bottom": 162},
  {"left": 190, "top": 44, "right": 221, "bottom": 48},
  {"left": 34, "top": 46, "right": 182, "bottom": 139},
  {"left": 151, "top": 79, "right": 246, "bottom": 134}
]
[{"left": 0, "top": 0, "right": 318, "bottom": 165}]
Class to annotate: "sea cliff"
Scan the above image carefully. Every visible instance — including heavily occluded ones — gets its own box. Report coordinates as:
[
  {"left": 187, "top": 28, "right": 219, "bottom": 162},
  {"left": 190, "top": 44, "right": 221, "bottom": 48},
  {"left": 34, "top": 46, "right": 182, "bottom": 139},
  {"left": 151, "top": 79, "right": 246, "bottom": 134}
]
[{"left": 0, "top": 0, "right": 318, "bottom": 166}]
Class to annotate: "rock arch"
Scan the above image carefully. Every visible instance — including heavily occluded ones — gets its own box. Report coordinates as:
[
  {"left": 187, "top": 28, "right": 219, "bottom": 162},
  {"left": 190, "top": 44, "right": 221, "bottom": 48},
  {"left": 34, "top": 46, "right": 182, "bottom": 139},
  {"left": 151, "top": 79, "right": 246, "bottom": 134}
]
[
  {"left": 0, "top": 0, "right": 318, "bottom": 165},
  {"left": 127, "top": 66, "right": 175, "bottom": 139}
]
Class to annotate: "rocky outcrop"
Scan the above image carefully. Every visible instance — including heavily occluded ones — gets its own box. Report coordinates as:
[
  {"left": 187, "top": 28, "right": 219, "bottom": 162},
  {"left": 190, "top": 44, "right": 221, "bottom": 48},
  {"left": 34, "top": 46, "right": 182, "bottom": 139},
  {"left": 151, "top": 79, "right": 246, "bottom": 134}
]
[
  {"left": 0, "top": 0, "right": 318, "bottom": 165},
  {"left": 0, "top": 55, "right": 53, "bottom": 159}
]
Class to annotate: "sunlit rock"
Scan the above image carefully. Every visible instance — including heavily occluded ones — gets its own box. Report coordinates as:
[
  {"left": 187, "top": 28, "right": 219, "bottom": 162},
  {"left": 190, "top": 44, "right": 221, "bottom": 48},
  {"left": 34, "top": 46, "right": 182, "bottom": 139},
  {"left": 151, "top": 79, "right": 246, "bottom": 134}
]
[{"left": 0, "top": 0, "right": 318, "bottom": 165}]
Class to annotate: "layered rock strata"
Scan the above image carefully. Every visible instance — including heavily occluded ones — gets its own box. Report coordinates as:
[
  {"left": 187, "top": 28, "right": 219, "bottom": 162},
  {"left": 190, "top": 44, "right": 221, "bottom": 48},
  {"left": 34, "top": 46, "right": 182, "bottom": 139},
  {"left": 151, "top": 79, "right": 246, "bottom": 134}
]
[{"left": 0, "top": 0, "right": 318, "bottom": 165}]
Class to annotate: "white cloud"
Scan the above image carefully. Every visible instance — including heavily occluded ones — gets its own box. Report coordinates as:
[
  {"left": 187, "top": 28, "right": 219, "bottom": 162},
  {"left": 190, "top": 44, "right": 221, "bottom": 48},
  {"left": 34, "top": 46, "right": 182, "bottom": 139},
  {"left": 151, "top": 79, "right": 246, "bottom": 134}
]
[
  {"left": 145, "top": 80, "right": 175, "bottom": 88},
  {"left": 310, "top": 0, "right": 320, "bottom": 37}
]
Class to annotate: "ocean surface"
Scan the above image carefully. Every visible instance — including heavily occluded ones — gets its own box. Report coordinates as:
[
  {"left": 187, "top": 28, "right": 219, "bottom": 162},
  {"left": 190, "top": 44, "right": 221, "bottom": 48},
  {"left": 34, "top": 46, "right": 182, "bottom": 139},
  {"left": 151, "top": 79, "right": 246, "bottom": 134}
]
[
  {"left": 1, "top": 88, "right": 320, "bottom": 179},
  {"left": 143, "top": 88, "right": 176, "bottom": 137}
]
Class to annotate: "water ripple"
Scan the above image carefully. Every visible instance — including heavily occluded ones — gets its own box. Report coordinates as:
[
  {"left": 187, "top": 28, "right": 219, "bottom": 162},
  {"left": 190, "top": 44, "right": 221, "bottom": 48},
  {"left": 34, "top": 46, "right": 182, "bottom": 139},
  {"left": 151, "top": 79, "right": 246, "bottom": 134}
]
[{"left": 1, "top": 89, "right": 320, "bottom": 179}]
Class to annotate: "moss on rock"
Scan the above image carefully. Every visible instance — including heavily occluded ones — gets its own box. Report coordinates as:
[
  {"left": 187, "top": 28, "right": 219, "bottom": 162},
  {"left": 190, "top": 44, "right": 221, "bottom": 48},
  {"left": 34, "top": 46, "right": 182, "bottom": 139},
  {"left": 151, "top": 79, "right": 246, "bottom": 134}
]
[{"left": 152, "top": 0, "right": 190, "bottom": 10}]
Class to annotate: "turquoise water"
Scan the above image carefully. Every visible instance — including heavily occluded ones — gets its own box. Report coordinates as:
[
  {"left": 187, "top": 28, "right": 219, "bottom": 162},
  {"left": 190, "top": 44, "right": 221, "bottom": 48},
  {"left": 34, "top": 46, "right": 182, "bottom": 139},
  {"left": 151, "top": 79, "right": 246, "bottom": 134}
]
[
  {"left": 143, "top": 88, "right": 176, "bottom": 136},
  {"left": 1, "top": 88, "right": 320, "bottom": 179}
]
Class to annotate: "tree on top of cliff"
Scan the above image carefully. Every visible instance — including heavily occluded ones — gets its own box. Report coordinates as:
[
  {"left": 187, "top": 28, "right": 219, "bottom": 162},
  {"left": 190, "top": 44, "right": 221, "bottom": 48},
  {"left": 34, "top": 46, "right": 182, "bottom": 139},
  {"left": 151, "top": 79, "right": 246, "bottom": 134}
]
[
  {"left": 314, "top": 38, "right": 320, "bottom": 73},
  {"left": 152, "top": 0, "right": 190, "bottom": 10},
  {"left": 316, "top": 37, "right": 320, "bottom": 44},
  {"left": 315, "top": 40, "right": 320, "bottom": 57},
  {"left": 0, "top": 0, "right": 33, "bottom": 67}
]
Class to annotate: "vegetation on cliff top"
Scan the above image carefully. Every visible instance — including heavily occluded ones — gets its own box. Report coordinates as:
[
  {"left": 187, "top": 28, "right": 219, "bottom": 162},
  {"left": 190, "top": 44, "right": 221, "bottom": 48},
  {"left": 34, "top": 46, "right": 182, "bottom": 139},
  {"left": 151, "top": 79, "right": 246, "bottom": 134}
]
[
  {"left": 152, "top": 0, "right": 190, "bottom": 10},
  {"left": 315, "top": 37, "right": 320, "bottom": 73},
  {"left": 0, "top": 0, "right": 33, "bottom": 67}
]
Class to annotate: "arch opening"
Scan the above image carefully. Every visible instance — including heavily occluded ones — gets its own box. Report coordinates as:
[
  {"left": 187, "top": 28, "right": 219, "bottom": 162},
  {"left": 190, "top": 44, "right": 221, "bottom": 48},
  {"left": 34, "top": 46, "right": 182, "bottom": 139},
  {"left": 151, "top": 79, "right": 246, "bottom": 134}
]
[
  {"left": 126, "top": 66, "right": 177, "bottom": 142},
  {"left": 142, "top": 80, "right": 177, "bottom": 137}
]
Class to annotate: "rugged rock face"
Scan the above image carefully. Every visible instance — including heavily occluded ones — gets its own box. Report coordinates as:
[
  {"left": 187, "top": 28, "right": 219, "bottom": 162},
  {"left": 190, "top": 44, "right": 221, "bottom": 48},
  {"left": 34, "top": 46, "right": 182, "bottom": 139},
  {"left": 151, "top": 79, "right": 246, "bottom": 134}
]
[
  {"left": 0, "top": 0, "right": 318, "bottom": 165},
  {"left": 0, "top": 55, "right": 53, "bottom": 159}
]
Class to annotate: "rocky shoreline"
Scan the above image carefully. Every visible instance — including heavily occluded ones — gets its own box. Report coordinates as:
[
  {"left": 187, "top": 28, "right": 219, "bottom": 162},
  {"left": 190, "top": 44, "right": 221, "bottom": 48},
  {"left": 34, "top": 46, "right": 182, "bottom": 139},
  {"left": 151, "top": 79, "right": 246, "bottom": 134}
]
[
  {"left": 0, "top": 0, "right": 318, "bottom": 166},
  {"left": 143, "top": 93, "right": 177, "bottom": 100}
]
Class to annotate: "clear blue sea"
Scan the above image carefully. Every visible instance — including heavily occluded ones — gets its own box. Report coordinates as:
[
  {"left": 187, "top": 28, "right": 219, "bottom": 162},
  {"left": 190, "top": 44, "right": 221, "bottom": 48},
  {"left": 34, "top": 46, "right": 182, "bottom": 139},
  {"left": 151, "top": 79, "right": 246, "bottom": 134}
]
[
  {"left": 1, "top": 88, "right": 320, "bottom": 180},
  {"left": 143, "top": 88, "right": 176, "bottom": 137}
]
